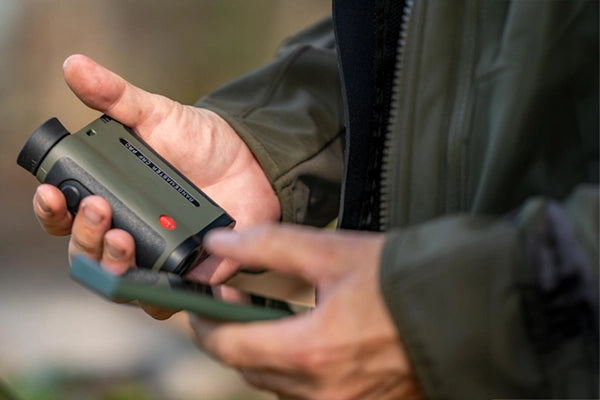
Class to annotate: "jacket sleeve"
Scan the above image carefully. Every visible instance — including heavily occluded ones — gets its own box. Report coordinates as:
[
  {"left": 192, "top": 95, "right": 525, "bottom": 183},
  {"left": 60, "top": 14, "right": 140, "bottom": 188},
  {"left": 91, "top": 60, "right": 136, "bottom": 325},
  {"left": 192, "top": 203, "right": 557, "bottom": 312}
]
[
  {"left": 194, "top": 18, "right": 344, "bottom": 226},
  {"left": 380, "top": 185, "right": 599, "bottom": 399}
]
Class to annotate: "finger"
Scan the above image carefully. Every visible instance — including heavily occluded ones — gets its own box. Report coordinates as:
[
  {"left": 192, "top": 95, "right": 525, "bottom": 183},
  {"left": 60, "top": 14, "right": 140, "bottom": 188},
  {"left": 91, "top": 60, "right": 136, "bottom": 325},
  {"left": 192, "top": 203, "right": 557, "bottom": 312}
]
[
  {"left": 240, "top": 369, "right": 311, "bottom": 399},
  {"left": 211, "top": 284, "right": 252, "bottom": 303},
  {"left": 62, "top": 54, "right": 170, "bottom": 132},
  {"left": 138, "top": 303, "right": 179, "bottom": 321},
  {"left": 188, "top": 312, "right": 311, "bottom": 371},
  {"left": 184, "top": 256, "right": 240, "bottom": 285},
  {"left": 101, "top": 229, "right": 135, "bottom": 275},
  {"left": 203, "top": 224, "right": 383, "bottom": 283},
  {"left": 101, "top": 230, "right": 178, "bottom": 319},
  {"left": 68, "top": 196, "right": 112, "bottom": 262},
  {"left": 33, "top": 184, "right": 73, "bottom": 236}
]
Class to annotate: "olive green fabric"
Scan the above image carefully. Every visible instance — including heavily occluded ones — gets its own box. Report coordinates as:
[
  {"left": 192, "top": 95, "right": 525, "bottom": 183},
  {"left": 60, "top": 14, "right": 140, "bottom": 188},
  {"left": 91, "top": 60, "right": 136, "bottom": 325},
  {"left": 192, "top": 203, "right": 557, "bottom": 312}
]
[
  {"left": 196, "top": 18, "right": 343, "bottom": 225},
  {"left": 381, "top": 187, "right": 598, "bottom": 399},
  {"left": 195, "top": 1, "right": 598, "bottom": 398},
  {"left": 379, "top": 1, "right": 598, "bottom": 397},
  {"left": 381, "top": 0, "right": 598, "bottom": 227}
]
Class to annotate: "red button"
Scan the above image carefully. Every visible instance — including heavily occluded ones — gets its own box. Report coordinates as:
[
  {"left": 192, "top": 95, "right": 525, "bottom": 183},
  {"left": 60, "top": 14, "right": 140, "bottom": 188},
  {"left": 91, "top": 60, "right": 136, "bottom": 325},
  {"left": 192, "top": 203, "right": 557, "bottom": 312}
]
[{"left": 159, "top": 215, "right": 176, "bottom": 230}]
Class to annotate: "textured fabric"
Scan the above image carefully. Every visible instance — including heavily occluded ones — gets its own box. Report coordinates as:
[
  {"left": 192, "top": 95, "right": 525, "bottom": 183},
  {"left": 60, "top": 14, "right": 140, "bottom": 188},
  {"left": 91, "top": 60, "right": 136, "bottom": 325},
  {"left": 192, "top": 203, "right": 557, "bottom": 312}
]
[
  {"left": 375, "top": 1, "right": 599, "bottom": 397},
  {"left": 195, "top": 1, "right": 599, "bottom": 397},
  {"left": 196, "top": 19, "right": 343, "bottom": 225}
]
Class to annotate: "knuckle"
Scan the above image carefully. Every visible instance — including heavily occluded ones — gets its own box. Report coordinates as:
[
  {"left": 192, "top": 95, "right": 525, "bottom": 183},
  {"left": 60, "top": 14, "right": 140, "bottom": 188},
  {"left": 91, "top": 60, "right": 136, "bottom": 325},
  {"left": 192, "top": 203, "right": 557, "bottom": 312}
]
[
  {"left": 291, "top": 343, "right": 330, "bottom": 377},
  {"left": 40, "top": 219, "right": 72, "bottom": 236},
  {"left": 70, "top": 234, "right": 101, "bottom": 255},
  {"left": 34, "top": 204, "right": 72, "bottom": 237}
]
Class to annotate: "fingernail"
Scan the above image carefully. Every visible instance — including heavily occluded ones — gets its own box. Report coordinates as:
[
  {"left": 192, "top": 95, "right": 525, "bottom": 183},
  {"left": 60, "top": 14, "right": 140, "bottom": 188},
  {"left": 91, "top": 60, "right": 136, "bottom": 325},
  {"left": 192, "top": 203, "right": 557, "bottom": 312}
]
[
  {"left": 63, "top": 54, "right": 80, "bottom": 68},
  {"left": 36, "top": 193, "right": 52, "bottom": 215},
  {"left": 105, "top": 238, "right": 125, "bottom": 260},
  {"left": 205, "top": 229, "right": 240, "bottom": 248},
  {"left": 82, "top": 202, "right": 103, "bottom": 225},
  {"left": 63, "top": 55, "right": 74, "bottom": 68}
]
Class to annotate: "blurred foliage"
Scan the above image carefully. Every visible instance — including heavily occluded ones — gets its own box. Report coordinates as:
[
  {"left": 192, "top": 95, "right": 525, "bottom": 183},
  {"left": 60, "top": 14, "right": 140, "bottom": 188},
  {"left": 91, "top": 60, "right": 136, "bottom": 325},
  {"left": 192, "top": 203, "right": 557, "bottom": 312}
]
[
  {"left": 8, "top": 368, "right": 156, "bottom": 400},
  {"left": 0, "top": 1, "right": 329, "bottom": 400},
  {"left": 3, "top": 363, "right": 273, "bottom": 399}
]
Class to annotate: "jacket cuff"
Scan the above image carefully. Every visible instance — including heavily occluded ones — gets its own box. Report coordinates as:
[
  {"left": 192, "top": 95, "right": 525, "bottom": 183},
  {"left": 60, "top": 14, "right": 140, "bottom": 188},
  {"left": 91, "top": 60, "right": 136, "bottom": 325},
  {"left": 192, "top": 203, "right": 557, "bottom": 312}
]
[
  {"left": 380, "top": 216, "right": 538, "bottom": 399},
  {"left": 195, "top": 99, "right": 343, "bottom": 225},
  {"left": 379, "top": 196, "right": 599, "bottom": 399}
]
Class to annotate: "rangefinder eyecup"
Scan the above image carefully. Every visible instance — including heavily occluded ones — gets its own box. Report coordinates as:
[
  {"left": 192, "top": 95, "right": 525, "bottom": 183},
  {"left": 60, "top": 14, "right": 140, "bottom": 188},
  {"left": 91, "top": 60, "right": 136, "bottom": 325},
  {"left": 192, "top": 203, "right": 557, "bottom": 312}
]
[
  {"left": 17, "top": 118, "right": 70, "bottom": 175},
  {"left": 17, "top": 115, "right": 235, "bottom": 274}
]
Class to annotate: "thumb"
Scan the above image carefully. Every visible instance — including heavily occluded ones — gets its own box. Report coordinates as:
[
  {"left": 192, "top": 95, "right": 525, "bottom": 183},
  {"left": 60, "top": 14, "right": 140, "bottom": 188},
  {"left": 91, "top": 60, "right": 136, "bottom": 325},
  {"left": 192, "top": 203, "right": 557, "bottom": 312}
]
[{"left": 62, "top": 54, "right": 168, "bottom": 130}]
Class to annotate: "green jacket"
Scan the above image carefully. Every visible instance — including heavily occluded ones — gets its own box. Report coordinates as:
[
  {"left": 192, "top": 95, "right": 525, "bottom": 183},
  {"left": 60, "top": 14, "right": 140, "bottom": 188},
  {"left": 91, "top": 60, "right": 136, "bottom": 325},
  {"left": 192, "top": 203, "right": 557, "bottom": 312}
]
[{"left": 197, "top": 0, "right": 598, "bottom": 398}]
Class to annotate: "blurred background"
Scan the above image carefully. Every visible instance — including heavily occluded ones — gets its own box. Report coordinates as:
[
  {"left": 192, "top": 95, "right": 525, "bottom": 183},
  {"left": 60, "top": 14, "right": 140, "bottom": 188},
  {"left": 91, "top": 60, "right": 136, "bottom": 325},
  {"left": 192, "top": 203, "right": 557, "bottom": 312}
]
[{"left": 0, "top": 1, "right": 330, "bottom": 399}]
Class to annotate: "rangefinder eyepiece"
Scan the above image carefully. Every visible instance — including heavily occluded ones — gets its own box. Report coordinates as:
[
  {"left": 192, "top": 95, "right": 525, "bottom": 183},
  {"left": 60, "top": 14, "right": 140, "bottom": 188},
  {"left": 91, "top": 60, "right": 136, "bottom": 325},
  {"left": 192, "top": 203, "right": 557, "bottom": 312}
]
[
  {"left": 17, "top": 118, "right": 70, "bottom": 175},
  {"left": 17, "top": 115, "right": 235, "bottom": 274}
]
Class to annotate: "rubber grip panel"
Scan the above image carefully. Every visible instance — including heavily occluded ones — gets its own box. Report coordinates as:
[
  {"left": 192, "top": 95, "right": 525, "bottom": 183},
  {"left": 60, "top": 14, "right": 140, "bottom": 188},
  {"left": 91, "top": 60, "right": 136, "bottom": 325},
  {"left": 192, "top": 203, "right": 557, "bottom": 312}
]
[{"left": 45, "top": 158, "right": 166, "bottom": 269}]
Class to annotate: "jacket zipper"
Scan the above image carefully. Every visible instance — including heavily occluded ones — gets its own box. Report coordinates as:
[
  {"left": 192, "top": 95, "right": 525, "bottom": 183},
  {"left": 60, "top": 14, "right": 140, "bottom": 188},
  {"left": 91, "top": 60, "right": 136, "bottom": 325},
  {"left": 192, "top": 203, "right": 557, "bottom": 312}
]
[{"left": 380, "top": 0, "right": 414, "bottom": 230}]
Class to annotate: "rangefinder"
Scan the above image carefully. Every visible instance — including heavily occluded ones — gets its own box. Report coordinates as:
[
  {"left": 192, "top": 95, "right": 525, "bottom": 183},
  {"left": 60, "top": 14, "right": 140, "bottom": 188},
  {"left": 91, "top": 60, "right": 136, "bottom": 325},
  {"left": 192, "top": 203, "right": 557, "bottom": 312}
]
[{"left": 17, "top": 115, "right": 235, "bottom": 274}]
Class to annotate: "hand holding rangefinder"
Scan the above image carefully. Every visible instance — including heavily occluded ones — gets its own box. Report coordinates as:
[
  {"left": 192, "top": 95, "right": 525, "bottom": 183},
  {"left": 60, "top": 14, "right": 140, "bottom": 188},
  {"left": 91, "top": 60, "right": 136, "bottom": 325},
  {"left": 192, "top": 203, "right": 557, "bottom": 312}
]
[{"left": 17, "top": 115, "right": 235, "bottom": 274}]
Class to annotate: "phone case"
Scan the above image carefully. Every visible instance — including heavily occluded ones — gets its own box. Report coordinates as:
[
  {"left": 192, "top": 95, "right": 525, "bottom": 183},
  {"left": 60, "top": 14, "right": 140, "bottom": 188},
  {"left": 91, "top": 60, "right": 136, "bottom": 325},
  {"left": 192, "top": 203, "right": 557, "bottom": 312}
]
[{"left": 69, "top": 254, "right": 294, "bottom": 321}]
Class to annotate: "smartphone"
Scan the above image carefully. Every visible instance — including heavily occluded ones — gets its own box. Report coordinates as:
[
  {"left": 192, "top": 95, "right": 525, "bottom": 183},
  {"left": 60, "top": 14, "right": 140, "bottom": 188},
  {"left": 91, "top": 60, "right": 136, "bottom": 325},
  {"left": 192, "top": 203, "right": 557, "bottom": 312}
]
[{"left": 70, "top": 254, "right": 310, "bottom": 321}]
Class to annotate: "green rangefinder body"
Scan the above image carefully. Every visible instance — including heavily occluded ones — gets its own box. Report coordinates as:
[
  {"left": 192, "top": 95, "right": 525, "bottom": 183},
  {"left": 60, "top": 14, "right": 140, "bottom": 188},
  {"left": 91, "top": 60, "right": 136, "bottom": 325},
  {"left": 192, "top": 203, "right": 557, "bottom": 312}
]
[{"left": 17, "top": 115, "right": 234, "bottom": 274}]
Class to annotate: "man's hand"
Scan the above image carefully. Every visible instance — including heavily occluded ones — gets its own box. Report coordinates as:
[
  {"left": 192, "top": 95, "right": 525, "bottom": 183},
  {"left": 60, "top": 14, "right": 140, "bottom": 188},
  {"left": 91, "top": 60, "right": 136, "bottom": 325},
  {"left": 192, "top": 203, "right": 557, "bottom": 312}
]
[
  {"left": 190, "top": 224, "right": 423, "bottom": 400},
  {"left": 33, "top": 55, "right": 280, "bottom": 285}
]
